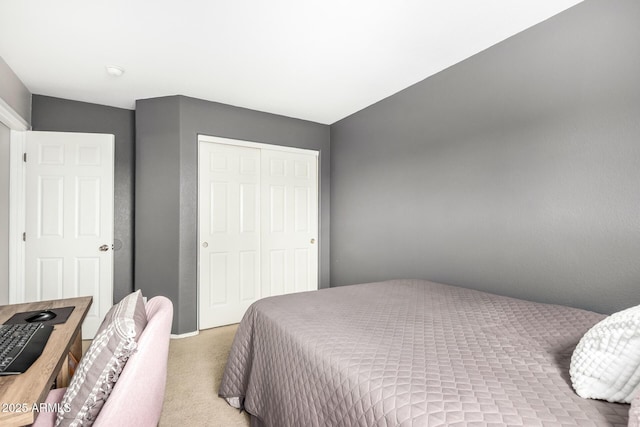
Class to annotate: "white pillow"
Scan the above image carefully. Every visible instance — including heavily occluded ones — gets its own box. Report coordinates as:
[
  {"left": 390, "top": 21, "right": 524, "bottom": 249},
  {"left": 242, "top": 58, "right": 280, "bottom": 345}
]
[{"left": 570, "top": 304, "right": 640, "bottom": 403}]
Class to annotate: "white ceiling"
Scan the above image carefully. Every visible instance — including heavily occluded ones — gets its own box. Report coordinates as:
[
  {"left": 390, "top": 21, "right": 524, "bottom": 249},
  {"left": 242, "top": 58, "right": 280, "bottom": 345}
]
[{"left": 0, "top": 0, "right": 582, "bottom": 124}]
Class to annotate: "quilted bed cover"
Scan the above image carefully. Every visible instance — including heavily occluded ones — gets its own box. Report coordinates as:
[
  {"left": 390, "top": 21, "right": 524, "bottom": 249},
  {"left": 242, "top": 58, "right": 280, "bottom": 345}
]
[{"left": 219, "top": 279, "right": 631, "bottom": 426}]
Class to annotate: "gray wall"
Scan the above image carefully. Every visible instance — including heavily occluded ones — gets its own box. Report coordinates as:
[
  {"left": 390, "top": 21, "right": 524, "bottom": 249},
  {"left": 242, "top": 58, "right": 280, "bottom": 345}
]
[
  {"left": 32, "top": 95, "right": 136, "bottom": 303},
  {"left": 136, "top": 95, "right": 330, "bottom": 334},
  {"left": 330, "top": 0, "right": 640, "bottom": 315},
  {"left": 135, "top": 96, "right": 181, "bottom": 329},
  {"left": 0, "top": 56, "right": 31, "bottom": 124},
  {"left": 0, "top": 122, "right": 10, "bottom": 304}
]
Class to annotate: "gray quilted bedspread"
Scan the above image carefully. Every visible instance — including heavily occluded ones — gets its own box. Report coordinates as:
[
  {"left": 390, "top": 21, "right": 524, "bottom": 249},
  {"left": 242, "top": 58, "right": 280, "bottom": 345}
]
[{"left": 219, "top": 279, "right": 630, "bottom": 426}]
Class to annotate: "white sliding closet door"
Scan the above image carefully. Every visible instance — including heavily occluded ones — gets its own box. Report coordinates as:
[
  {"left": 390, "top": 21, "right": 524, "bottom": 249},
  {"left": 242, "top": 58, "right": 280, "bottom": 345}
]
[
  {"left": 199, "top": 142, "right": 261, "bottom": 329},
  {"left": 261, "top": 149, "right": 318, "bottom": 297},
  {"left": 198, "top": 137, "right": 318, "bottom": 329}
]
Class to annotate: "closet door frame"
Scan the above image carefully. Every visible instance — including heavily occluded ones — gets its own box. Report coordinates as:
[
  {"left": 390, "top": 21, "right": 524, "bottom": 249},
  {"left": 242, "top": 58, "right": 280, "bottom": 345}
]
[{"left": 197, "top": 134, "right": 320, "bottom": 329}]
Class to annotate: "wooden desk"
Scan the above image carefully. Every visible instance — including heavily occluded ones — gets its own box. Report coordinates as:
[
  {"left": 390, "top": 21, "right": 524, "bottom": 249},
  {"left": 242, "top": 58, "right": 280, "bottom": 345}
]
[{"left": 0, "top": 297, "right": 92, "bottom": 427}]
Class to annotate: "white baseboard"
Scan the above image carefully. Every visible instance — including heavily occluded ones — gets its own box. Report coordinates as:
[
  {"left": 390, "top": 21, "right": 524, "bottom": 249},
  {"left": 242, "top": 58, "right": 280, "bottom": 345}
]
[{"left": 170, "top": 330, "right": 200, "bottom": 339}]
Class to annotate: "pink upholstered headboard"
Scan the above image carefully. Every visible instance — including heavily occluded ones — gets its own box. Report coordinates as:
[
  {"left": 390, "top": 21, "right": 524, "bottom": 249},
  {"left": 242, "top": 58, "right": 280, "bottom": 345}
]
[{"left": 94, "top": 296, "right": 173, "bottom": 427}]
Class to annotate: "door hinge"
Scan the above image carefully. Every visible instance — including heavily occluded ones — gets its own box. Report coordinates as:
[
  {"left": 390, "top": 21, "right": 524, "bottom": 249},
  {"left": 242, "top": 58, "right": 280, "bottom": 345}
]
[
  {"left": 23, "top": 153, "right": 27, "bottom": 162},
  {"left": 22, "top": 232, "right": 26, "bottom": 241}
]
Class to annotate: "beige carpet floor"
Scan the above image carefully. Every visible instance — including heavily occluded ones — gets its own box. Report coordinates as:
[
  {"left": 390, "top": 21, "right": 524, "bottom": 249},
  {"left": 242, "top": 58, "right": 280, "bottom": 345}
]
[{"left": 159, "top": 324, "right": 250, "bottom": 426}]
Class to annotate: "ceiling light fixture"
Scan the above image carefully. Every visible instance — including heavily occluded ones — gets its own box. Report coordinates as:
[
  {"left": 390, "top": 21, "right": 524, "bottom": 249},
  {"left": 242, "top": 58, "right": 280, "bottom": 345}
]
[{"left": 106, "top": 66, "right": 125, "bottom": 77}]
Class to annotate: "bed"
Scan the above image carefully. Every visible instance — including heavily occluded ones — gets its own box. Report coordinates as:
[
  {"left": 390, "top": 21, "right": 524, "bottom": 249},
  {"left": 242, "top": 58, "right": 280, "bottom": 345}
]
[{"left": 219, "top": 279, "right": 633, "bottom": 426}]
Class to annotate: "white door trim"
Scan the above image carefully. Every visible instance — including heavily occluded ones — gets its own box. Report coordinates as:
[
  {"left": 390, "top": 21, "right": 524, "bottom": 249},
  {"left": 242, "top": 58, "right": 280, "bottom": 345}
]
[
  {"left": 0, "top": 96, "right": 29, "bottom": 131},
  {"left": 0, "top": 96, "right": 29, "bottom": 304},
  {"left": 9, "top": 131, "right": 26, "bottom": 303},
  {"left": 198, "top": 134, "right": 319, "bottom": 157}
]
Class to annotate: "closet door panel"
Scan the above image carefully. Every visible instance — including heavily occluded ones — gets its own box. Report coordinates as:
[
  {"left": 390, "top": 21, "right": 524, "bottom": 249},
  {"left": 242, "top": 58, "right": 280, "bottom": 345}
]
[
  {"left": 261, "top": 149, "right": 318, "bottom": 297},
  {"left": 198, "top": 137, "right": 318, "bottom": 330},
  {"left": 198, "top": 142, "right": 260, "bottom": 329}
]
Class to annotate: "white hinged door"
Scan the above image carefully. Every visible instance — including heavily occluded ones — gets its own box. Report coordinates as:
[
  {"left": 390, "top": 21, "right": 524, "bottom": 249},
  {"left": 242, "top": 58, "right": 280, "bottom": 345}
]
[{"left": 24, "top": 131, "right": 114, "bottom": 339}]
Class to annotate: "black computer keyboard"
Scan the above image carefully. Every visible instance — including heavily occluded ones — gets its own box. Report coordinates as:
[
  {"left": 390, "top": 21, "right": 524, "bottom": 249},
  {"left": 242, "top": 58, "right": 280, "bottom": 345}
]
[{"left": 0, "top": 323, "right": 53, "bottom": 375}]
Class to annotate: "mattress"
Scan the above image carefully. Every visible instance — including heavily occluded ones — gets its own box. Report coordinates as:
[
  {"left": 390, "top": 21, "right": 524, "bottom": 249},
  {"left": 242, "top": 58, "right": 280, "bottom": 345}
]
[{"left": 219, "top": 279, "right": 630, "bottom": 426}]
